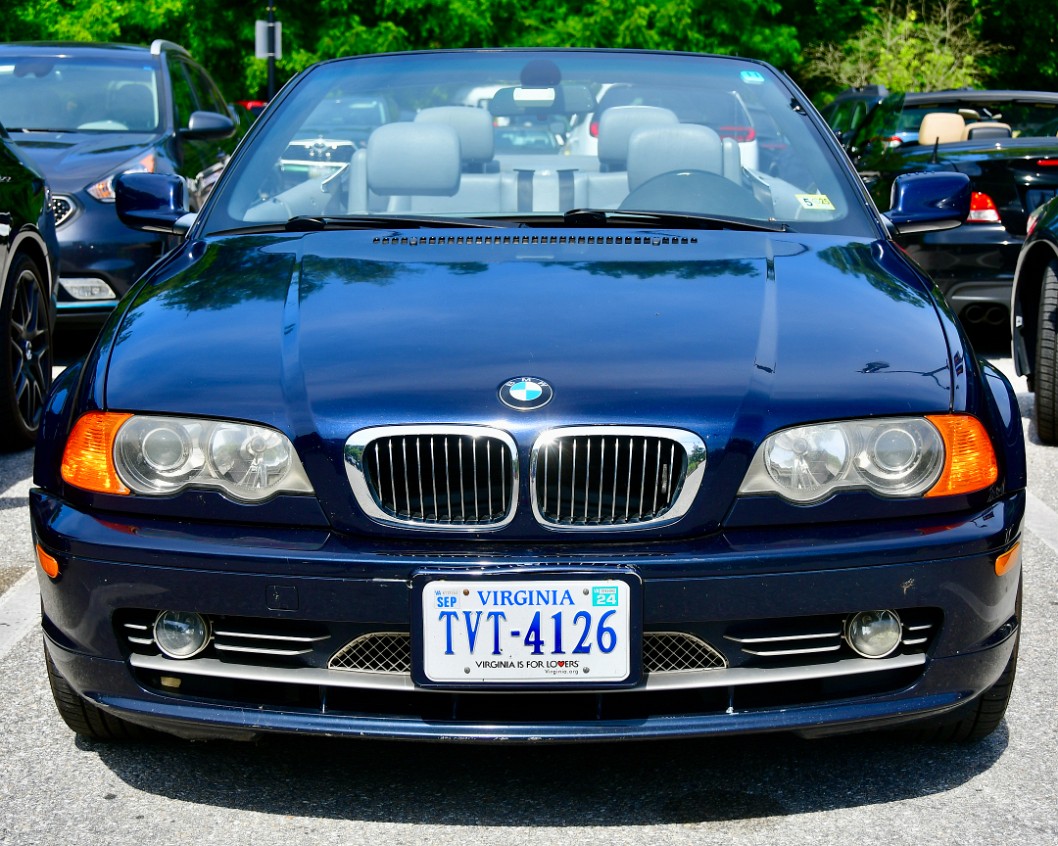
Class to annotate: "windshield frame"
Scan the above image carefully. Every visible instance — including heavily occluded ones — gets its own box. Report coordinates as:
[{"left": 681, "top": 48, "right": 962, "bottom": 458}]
[{"left": 197, "top": 49, "right": 880, "bottom": 240}]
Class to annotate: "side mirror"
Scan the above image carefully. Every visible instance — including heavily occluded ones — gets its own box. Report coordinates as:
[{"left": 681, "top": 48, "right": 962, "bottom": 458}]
[
  {"left": 884, "top": 171, "right": 971, "bottom": 235},
  {"left": 182, "top": 109, "right": 236, "bottom": 140},
  {"left": 115, "top": 172, "right": 194, "bottom": 235}
]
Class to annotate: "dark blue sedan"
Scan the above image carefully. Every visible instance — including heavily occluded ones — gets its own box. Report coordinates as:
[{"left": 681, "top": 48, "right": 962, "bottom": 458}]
[{"left": 31, "top": 49, "right": 1025, "bottom": 744}]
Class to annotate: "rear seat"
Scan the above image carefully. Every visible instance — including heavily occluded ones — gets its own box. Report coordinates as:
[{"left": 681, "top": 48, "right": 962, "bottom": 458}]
[
  {"left": 349, "top": 104, "right": 749, "bottom": 217},
  {"left": 572, "top": 105, "right": 678, "bottom": 208},
  {"left": 358, "top": 111, "right": 519, "bottom": 213},
  {"left": 962, "top": 121, "right": 1012, "bottom": 140}
]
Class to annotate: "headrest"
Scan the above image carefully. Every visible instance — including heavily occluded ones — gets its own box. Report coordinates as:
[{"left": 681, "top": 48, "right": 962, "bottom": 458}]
[
  {"left": 963, "top": 121, "right": 1012, "bottom": 141},
  {"left": 415, "top": 106, "right": 494, "bottom": 165},
  {"left": 627, "top": 124, "right": 724, "bottom": 191},
  {"left": 367, "top": 123, "right": 461, "bottom": 196},
  {"left": 597, "top": 105, "right": 678, "bottom": 167},
  {"left": 918, "top": 112, "right": 965, "bottom": 146}
]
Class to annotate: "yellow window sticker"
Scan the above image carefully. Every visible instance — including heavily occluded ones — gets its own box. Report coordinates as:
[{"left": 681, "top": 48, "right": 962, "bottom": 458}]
[{"left": 796, "top": 193, "right": 836, "bottom": 211}]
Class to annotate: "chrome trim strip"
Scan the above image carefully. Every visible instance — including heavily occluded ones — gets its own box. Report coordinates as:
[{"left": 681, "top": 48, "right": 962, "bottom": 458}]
[
  {"left": 725, "top": 631, "right": 842, "bottom": 644},
  {"left": 901, "top": 637, "right": 929, "bottom": 646},
  {"left": 345, "top": 425, "right": 519, "bottom": 531},
  {"left": 129, "top": 653, "right": 925, "bottom": 694},
  {"left": 530, "top": 426, "right": 707, "bottom": 532},
  {"left": 740, "top": 645, "right": 842, "bottom": 657},
  {"left": 213, "top": 644, "right": 313, "bottom": 656},
  {"left": 127, "top": 636, "right": 154, "bottom": 646},
  {"left": 212, "top": 629, "right": 330, "bottom": 643}
]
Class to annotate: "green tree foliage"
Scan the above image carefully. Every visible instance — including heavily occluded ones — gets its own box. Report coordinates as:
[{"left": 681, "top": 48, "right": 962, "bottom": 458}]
[
  {"left": 0, "top": 0, "right": 803, "bottom": 99},
  {"left": 802, "top": 1, "right": 998, "bottom": 98},
  {"left": 974, "top": 0, "right": 1058, "bottom": 92},
  {"left": 0, "top": 0, "right": 1040, "bottom": 101}
]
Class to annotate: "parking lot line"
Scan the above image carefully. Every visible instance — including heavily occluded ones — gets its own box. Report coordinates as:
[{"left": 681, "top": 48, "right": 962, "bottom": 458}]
[{"left": 0, "top": 570, "right": 39, "bottom": 661}]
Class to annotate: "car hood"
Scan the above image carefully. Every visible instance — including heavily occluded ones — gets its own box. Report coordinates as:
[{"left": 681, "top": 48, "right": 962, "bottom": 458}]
[
  {"left": 104, "top": 229, "right": 957, "bottom": 534},
  {"left": 9, "top": 131, "right": 156, "bottom": 189}
]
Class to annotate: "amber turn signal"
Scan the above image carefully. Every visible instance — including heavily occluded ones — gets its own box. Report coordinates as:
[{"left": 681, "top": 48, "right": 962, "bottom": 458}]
[
  {"left": 35, "top": 545, "right": 60, "bottom": 579},
  {"left": 995, "top": 542, "right": 1021, "bottom": 577},
  {"left": 924, "top": 414, "right": 998, "bottom": 498},
  {"left": 60, "top": 412, "right": 133, "bottom": 495}
]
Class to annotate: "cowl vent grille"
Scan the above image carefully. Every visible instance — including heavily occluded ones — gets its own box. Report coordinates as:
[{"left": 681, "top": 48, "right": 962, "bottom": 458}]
[
  {"left": 346, "top": 425, "right": 518, "bottom": 530},
  {"left": 372, "top": 234, "right": 699, "bottom": 247}
]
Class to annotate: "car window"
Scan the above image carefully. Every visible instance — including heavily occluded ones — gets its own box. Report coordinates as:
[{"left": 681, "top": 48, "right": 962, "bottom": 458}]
[
  {"left": 204, "top": 51, "right": 875, "bottom": 237},
  {"left": 0, "top": 56, "right": 160, "bottom": 133},
  {"left": 183, "top": 60, "right": 229, "bottom": 115},
  {"left": 168, "top": 60, "right": 198, "bottom": 130}
]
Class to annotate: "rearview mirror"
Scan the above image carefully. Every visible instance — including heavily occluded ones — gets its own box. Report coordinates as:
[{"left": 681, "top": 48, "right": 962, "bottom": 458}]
[{"left": 181, "top": 110, "right": 236, "bottom": 141}]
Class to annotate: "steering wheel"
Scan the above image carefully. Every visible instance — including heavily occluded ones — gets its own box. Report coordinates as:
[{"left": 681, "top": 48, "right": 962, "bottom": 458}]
[{"left": 620, "top": 169, "right": 770, "bottom": 219}]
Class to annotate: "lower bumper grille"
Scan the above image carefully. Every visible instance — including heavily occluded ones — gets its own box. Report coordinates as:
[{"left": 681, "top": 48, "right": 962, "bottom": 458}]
[{"left": 326, "top": 631, "right": 728, "bottom": 675}]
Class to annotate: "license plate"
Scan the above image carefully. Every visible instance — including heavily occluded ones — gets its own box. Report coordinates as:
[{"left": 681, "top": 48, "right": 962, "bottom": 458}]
[{"left": 418, "top": 578, "right": 633, "bottom": 684}]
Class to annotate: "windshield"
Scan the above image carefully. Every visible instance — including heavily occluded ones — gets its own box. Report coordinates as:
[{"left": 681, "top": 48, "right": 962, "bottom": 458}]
[
  {"left": 0, "top": 56, "right": 160, "bottom": 133},
  {"left": 204, "top": 51, "right": 873, "bottom": 236}
]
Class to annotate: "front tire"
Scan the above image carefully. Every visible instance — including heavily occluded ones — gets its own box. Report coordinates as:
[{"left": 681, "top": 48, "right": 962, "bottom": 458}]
[
  {"left": 45, "top": 643, "right": 148, "bottom": 742},
  {"left": 0, "top": 253, "right": 52, "bottom": 450},
  {"left": 1037, "top": 260, "right": 1058, "bottom": 444},
  {"left": 918, "top": 635, "right": 1019, "bottom": 742}
]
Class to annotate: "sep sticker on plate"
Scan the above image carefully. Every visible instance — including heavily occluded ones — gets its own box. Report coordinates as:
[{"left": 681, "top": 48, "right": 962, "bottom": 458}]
[{"left": 796, "top": 193, "right": 836, "bottom": 211}]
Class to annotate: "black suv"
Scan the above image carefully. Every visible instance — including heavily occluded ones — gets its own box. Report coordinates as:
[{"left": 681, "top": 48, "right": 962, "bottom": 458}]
[{"left": 0, "top": 40, "right": 243, "bottom": 321}]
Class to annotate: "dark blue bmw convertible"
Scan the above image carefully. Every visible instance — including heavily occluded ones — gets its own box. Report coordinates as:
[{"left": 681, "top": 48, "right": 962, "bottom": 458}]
[{"left": 31, "top": 50, "right": 1025, "bottom": 744}]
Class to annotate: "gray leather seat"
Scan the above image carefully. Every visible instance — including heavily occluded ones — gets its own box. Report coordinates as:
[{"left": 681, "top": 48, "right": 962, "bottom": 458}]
[{"left": 573, "top": 105, "right": 679, "bottom": 209}]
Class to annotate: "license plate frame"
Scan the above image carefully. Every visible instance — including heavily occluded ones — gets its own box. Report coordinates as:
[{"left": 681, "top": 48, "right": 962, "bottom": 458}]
[{"left": 410, "top": 569, "right": 642, "bottom": 689}]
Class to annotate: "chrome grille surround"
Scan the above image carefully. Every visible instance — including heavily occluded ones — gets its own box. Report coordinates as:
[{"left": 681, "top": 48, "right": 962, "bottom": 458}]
[
  {"left": 121, "top": 616, "right": 330, "bottom": 657},
  {"left": 49, "top": 195, "right": 77, "bottom": 226},
  {"left": 345, "top": 425, "right": 518, "bottom": 530},
  {"left": 724, "top": 612, "right": 937, "bottom": 659},
  {"left": 530, "top": 426, "right": 706, "bottom": 531}
]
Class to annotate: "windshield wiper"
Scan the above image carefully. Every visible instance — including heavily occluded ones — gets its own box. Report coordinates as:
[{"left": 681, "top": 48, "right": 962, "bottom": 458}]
[
  {"left": 285, "top": 214, "right": 511, "bottom": 231},
  {"left": 562, "top": 208, "right": 788, "bottom": 233}
]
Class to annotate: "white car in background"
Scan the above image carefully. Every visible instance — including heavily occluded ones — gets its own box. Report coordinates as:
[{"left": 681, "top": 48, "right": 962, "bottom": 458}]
[{"left": 567, "top": 83, "right": 759, "bottom": 169}]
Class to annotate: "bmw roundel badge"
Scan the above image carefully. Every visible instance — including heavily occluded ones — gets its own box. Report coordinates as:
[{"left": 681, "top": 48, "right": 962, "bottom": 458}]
[{"left": 499, "top": 377, "right": 554, "bottom": 411}]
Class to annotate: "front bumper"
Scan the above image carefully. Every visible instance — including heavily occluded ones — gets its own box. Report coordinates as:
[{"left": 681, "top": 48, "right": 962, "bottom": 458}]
[
  {"left": 32, "top": 489, "right": 1024, "bottom": 742},
  {"left": 53, "top": 198, "right": 172, "bottom": 319}
]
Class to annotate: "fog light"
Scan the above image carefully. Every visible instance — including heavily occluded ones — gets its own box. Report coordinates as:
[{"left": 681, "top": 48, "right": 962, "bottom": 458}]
[
  {"left": 845, "top": 610, "right": 902, "bottom": 658},
  {"left": 154, "top": 611, "right": 210, "bottom": 659},
  {"left": 59, "top": 277, "right": 117, "bottom": 301}
]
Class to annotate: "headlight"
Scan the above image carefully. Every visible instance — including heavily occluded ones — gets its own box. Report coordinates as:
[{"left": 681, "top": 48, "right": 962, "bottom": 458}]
[
  {"left": 738, "top": 415, "right": 996, "bottom": 503},
  {"left": 86, "top": 153, "right": 156, "bottom": 201},
  {"left": 62, "top": 412, "right": 313, "bottom": 502}
]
